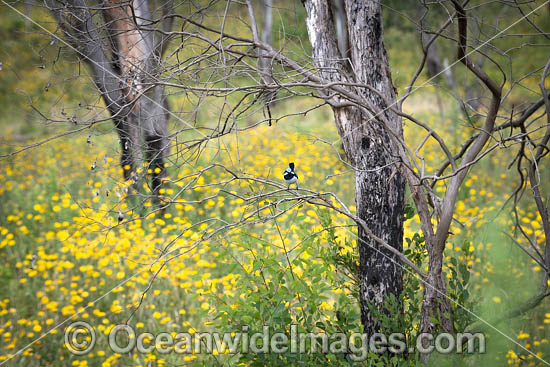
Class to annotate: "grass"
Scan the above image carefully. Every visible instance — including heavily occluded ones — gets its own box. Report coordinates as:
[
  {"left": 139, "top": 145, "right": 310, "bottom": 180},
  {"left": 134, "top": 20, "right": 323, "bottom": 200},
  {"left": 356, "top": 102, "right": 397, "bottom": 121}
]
[
  {"left": 0, "top": 105, "right": 549, "bottom": 365},
  {"left": 0, "top": 2, "right": 549, "bottom": 366}
]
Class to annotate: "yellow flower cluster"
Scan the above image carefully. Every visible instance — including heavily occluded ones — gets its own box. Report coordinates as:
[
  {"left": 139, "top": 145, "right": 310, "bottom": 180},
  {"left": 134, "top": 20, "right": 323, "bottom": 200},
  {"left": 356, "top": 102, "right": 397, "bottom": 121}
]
[{"left": 0, "top": 110, "right": 547, "bottom": 365}]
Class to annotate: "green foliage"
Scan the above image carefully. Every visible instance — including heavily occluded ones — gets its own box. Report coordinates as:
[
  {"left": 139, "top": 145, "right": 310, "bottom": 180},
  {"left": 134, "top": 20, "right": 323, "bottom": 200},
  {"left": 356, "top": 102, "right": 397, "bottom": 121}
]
[
  {"left": 1, "top": 2, "right": 550, "bottom": 366},
  {"left": 205, "top": 208, "right": 361, "bottom": 366}
]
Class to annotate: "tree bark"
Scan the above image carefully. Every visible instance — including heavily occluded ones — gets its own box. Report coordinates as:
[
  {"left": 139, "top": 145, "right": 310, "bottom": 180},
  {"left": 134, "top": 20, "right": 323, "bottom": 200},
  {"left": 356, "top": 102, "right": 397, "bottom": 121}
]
[
  {"left": 331, "top": 0, "right": 349, "bottom": 62},
  {"left": 45, "top": 0, "right": 171, "bottom": 197},
  {"left": 304, "top": 0, "right": 405, "bottom": 335},
  {"left": 258, "top": 0, "right": 277, "bottom": 111}
]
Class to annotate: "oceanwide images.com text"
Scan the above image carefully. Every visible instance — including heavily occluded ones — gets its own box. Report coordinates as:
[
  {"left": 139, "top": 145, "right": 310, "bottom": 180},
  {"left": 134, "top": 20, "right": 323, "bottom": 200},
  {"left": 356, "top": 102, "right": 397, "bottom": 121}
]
[{"left": 65, "top": 321, "right": 485, "bottom": 361}]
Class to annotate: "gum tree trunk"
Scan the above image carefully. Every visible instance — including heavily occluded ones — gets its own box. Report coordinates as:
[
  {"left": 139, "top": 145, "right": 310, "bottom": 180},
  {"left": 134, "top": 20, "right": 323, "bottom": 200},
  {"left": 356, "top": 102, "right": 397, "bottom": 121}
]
[
  {"left": 258, "top": 0, "right": 277, "bottom": 110},
  {"left": 303, "top": 0, "right": 405, "bottom": 334},
  {"left": 45, "top": 0, "right": 172, "bottom": 196}
]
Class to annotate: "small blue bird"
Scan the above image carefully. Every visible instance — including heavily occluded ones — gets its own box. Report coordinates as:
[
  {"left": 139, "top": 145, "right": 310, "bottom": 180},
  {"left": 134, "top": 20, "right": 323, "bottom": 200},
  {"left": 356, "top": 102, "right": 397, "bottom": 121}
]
[{"left": 283, "top": 162, "right": 298, "bottom": 189}]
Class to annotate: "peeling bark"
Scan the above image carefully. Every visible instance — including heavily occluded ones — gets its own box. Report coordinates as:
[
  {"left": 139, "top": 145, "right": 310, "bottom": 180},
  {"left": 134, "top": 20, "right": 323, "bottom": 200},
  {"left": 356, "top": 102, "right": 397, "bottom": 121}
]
[{"left": 331, "top": 0, "right": 349, "bottom": 62}]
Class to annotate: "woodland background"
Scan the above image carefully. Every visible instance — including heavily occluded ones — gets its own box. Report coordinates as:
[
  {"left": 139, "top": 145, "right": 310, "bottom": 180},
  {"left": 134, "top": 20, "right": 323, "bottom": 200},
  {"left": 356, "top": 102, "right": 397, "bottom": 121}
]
[{"left": 0, "top": 1, "right": 549, "bottom": 366}]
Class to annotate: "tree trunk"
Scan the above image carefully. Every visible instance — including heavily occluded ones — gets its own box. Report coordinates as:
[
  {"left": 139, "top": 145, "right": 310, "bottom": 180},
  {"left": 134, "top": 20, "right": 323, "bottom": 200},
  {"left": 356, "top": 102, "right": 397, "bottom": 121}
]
[
  {"left": 331, "top": 0, "right": 349, "bottom": 62},
  {"left": 304, "top": 0, "right": 405, "bottom": 334},
  {"left": 258, "top": 0, "right": 276, "bottom": 110},
  {"left": 102, "top": 0, "right": 170, "bottom": 195},
  {"left": 352, "top": 112, "right": 405, "bottom": 335},
  {"left": 45, "top": 0, "right": 171, "bottom": 197},
  {"left": 24, "top": 0, "right": 34, "bottom": 31}
]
